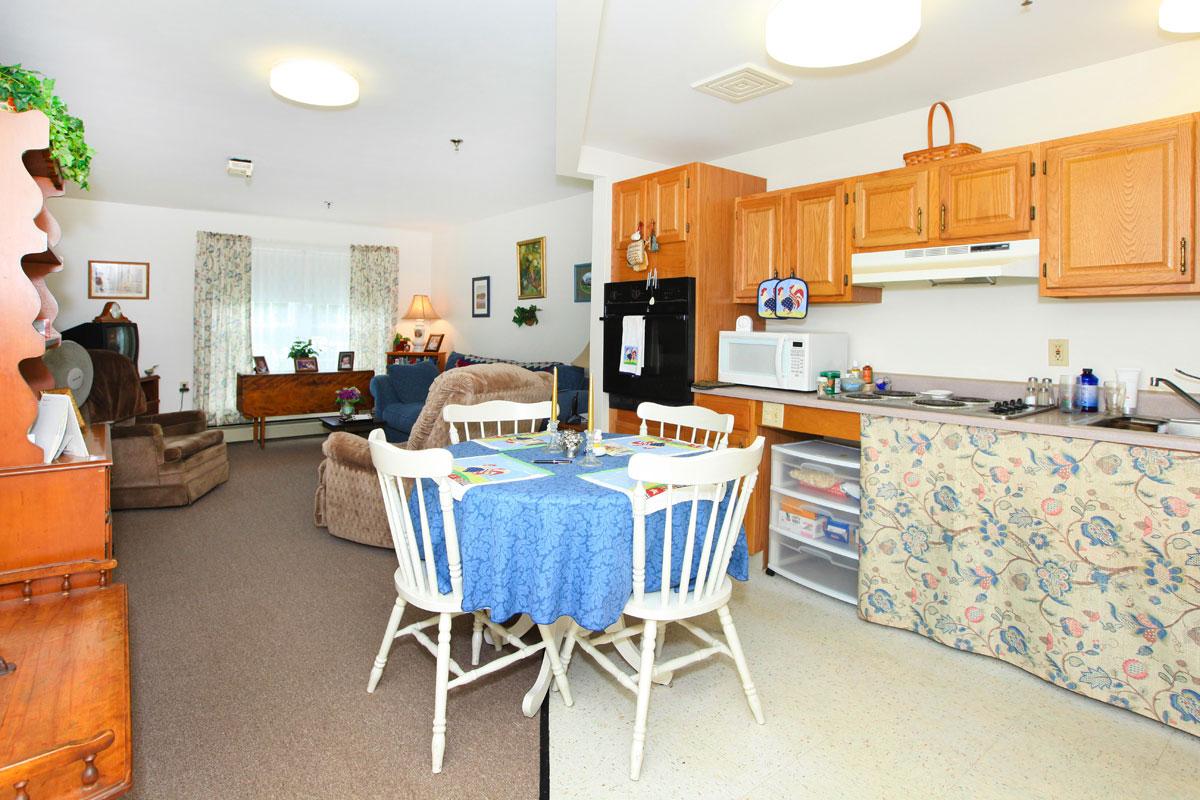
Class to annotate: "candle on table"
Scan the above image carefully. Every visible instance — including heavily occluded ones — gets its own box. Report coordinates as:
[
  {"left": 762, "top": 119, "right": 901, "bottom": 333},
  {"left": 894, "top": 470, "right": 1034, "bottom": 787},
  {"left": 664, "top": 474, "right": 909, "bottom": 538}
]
[
  {"left": 587, "top": 374, "right": 594, "bottom": 433},
  {"left": 551, "top": 366, "right": 558, "bottom": 416}
]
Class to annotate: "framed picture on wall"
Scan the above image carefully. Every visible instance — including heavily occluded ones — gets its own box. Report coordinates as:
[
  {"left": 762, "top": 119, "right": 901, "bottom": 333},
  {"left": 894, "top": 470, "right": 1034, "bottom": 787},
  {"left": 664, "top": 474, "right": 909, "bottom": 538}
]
[
  {"left": 337, "top": 351, "right": 355, "bottom": 371},
  {"left": 88, "top": 260, "right": 150, "bottom": 300},
  {"left": 516, "top": 236, "right": 546, "bottom": 299},
  {"left": 471, "top": 276, "right": 490, "bottom": 318},
  {"left": 573, "top": 263, "right": 592, "bottom": 303}
]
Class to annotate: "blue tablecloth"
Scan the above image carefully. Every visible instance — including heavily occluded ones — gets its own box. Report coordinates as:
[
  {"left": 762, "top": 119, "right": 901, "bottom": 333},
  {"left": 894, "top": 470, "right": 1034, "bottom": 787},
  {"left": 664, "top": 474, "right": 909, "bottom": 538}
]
[{"left": 409, "top": 437, "right": 749, "bottom": 631}]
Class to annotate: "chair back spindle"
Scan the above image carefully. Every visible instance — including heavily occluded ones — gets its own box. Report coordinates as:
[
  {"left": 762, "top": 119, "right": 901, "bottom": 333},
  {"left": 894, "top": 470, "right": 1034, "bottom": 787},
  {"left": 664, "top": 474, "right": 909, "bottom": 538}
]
[
  {"left": 636, "top": 402, "right": 734, "bottom": 450},
  {"left": 444, "top": 400, "right": 554, "bottom": 444}
]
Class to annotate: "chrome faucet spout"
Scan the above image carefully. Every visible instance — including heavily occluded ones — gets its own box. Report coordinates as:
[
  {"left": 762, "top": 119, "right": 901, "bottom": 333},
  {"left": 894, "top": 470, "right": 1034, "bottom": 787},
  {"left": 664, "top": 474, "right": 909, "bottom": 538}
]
[{"left": 1151, "top": 376, "right": 1200, "bottom": 415}]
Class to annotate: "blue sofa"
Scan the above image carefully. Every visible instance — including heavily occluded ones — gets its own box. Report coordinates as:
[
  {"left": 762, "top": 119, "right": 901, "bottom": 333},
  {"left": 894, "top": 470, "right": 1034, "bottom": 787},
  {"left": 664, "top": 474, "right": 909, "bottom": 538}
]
[{"left": 370, "top": 351, "right": 587, "bottom": 443}]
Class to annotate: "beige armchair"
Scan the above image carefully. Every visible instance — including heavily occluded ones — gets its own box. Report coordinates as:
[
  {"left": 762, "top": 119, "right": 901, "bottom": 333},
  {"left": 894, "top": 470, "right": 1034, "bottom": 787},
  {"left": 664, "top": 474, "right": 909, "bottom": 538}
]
[
  {"left": 315, "top": 363, "right": 552, "bottom": 547},
  {"left": 111, "top": 410, "right": 230, "bottom": 509}
]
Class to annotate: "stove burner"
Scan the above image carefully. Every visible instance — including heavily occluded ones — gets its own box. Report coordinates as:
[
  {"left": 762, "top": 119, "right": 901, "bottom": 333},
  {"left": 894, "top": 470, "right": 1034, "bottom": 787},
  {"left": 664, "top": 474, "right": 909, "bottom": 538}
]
[
  {"left": 841, "top": 391, "right": 883, "bottom": 400},
  {"left": 876, "top": 390, "right": 917, "bottom": 398},
  {"left": 913, "top": 398, "right": 967, "bottom": 408},
  {"left": 950, "top": 396, "right": 990, "bottom": 404}
]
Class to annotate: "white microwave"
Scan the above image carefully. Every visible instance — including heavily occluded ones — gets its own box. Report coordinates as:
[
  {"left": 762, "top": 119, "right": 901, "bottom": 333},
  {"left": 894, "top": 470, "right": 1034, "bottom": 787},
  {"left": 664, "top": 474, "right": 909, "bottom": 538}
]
[{"left": 717, "top": 331, "right": 848, "bottom": 392}]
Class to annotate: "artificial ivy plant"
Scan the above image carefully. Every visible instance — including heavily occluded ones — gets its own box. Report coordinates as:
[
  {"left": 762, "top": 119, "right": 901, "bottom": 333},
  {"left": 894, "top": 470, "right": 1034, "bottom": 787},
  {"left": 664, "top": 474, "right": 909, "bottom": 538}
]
[
  {"left": 287, "top": 339, "right": 319, "bottom": 359},
  {"left": 512, "top": 304, "right": 540, "bottom": 326},
  {"left": 1, "top": 64, "right": 94, "bottom": 189}
]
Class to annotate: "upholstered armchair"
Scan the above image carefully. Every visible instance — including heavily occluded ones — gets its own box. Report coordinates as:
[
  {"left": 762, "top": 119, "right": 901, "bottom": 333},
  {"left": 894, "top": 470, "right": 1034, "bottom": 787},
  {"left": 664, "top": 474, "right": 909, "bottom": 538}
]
[
  {"left": 315, "top": 363, "right": 552, "bottom": 547},
  {"left": 110, "top": 410, "right": 230, "bottom": 509}
]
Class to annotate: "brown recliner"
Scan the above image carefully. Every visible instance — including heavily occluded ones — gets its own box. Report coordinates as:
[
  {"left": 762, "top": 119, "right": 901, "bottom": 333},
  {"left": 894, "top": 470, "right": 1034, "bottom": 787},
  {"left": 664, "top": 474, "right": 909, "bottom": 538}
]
[
  {"left": 84, "top": 349, "right": 230, "bottom": 509},
  {"left": 315, "top": 363, "right": 552, "bottom": 547}
]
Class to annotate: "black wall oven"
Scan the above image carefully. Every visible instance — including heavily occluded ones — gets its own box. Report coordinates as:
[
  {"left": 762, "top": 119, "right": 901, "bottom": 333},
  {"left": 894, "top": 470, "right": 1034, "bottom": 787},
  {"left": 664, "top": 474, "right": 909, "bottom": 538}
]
[{"left": 601, "top": 277, "right": 695, "bottom": 410}]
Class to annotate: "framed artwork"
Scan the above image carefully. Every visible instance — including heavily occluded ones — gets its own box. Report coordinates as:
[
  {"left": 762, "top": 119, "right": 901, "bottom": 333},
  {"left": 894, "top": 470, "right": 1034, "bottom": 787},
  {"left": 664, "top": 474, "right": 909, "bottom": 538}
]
[
  {"left": 424, "top": 333, "right": 444, "bottom": 353},
  {"left": 294, "top": 357, "right": 319, "bottom": 372},
  {"left": 253, "top": 355, "right": 270, "bottom": 374},
  {"left": 88, "top": 260, "right": 150, "bottom": 300},
  {"left": 573, "top": 262, "right": 592, "bottom": 303},
  {"left": 337, "top": 351, "right": 355, "bottom": 371},
  {"left": 516, "top": 236, "right": 546, "bottom": 299},
  {"left": 471, "top": 276, "right": 490, "bottom": 318}
]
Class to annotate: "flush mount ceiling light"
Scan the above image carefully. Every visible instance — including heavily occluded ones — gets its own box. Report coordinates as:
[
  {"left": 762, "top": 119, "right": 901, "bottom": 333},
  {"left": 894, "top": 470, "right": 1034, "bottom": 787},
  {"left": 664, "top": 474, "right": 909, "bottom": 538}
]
[
  {"left": 269, "top": 59, "right": 359, "bottom": 107},
  {"left": 1160, "top": 0, "right": 1200, "bottom": 32},
  {"left": 765, "top": 0, "right": 921, "bottom": 68}
]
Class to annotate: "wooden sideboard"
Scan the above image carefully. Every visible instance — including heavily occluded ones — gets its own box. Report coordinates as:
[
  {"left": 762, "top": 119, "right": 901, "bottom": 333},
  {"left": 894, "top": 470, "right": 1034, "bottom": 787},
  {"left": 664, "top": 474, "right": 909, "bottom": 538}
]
[{"left": 236, "top": 370, "right": 375, "bottom": 448}]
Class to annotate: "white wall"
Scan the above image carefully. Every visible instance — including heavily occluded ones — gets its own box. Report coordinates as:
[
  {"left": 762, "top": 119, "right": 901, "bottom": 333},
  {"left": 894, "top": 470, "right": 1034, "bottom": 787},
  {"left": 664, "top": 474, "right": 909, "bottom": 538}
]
[
  {"left": 48, "top": 198, "right": 432, "bottom": 413},
  {"left": 429, "top": 191, "right": 593, "bottom": 363},
  {"left": 709, "top": 41, "right": 1200, "bottom": 389}
]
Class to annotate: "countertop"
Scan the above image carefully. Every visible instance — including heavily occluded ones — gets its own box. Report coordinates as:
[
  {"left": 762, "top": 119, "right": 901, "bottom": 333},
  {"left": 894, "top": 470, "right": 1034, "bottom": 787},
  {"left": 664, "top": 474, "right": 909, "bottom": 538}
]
[{"left": 695, "top": 383, "right": 1200, "bottom": 454}]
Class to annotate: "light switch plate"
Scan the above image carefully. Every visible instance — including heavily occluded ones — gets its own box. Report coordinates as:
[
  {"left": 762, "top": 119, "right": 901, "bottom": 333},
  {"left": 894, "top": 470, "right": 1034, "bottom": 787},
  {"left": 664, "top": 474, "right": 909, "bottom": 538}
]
[
  {"left": 762, "top": 402, "right": 784, "bottom": 427},
  {"left": 1048, "top": 339, "right": 1069, "bottom": 367}
]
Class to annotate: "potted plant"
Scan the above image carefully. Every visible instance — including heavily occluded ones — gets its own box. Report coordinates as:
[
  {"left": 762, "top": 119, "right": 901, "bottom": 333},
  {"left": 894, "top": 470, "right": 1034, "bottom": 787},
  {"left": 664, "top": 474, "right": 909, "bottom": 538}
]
[
  {"left": 1, "top": 64, "right": 94, "bottom": 188},
  {"left": 512, "top": 304, "right": 540, "bottom": 327},
  {"left": 392, "top": 333, "right": 412, "bottom": 352},
  {"left": 335, "top": 386, "right": 363, "bottom": 420},
  {"left": 288, "top": 338, "right": 319, "bottom": 371}
]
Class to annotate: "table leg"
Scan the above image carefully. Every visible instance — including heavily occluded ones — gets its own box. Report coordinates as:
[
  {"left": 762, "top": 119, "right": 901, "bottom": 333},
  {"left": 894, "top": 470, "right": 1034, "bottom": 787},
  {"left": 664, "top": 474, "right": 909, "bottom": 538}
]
[
  {"left": 522, "top": 617, "right": 571, "bottom": 717},
  {"left": 257, "top": 417, "right": 266, "bottom": 449}
]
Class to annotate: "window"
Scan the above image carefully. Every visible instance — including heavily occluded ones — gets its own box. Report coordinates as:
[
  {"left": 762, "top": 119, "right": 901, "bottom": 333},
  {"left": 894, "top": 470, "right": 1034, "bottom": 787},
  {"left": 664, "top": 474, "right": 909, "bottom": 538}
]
[{"left": 251, "top": 244, "right": 350, "bottom": 371}]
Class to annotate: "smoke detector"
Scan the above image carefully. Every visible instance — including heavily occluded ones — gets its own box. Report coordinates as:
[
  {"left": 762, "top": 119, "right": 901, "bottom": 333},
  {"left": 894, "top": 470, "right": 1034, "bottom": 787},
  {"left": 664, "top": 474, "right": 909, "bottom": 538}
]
[
  {"left": 691, "top": 64, "right": 792, "bottom": 104},
  {"left": 226, "top": 158, "right": 253, "bottom": 178}
]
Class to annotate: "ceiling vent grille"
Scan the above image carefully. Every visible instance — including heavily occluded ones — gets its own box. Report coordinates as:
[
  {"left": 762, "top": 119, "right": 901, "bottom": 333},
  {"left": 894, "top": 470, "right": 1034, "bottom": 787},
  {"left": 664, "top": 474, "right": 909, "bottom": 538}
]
[{"left": 691, "top": 64, "right": 792, "bottom": 104}]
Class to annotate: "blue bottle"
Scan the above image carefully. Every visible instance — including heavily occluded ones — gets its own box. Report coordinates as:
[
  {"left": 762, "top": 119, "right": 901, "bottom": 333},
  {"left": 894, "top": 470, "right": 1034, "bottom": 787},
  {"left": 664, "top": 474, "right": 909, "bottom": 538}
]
[{"left": 1078, "top": 368, "right": 1099, "bottom": 413}]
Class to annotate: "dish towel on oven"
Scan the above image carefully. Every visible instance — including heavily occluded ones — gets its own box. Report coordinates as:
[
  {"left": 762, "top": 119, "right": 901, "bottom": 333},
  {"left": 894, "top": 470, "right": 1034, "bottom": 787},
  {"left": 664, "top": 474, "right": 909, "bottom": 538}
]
[{"left": 619, "top": 315, "right": 645, "bottom": 376}]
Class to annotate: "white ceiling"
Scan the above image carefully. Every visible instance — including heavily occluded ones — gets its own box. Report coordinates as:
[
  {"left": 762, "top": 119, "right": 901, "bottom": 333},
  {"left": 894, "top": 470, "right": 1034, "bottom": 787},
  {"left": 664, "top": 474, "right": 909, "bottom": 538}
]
[
  {"left": 3, "top": 0, "right": 591, "bottom": 228},
  {"left": 584, "top": 0, "right": 1188, "bottom": 164}
]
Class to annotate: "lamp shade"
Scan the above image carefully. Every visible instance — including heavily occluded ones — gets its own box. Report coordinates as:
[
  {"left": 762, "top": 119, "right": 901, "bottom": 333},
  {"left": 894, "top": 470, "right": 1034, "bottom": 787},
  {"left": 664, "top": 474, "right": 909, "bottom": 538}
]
[
  {"left": 1160, "top": 0, "right": 1200, "bottom": 32},
  {"left": 269, "top": 60, "right": 359, "bottom": 107},
  {"left": 402, "top": 294, "right": 439, "bottom": 320},
  {"left": 765, "top": 0, "right": 921, "bottom": 68}
]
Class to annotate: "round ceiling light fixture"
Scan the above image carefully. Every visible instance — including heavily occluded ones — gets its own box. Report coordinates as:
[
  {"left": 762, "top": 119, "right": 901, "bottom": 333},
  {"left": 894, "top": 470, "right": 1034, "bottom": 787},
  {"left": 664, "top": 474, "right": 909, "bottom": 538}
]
[
  {"left": 765, "top": 0, "right": 921, "bottom": 68},
  {"left": 269, "top": 59, "right": 359, "bottom": 107},
  {"left": 1159, "top": 0, "right": 1200, "bottom": 32}
]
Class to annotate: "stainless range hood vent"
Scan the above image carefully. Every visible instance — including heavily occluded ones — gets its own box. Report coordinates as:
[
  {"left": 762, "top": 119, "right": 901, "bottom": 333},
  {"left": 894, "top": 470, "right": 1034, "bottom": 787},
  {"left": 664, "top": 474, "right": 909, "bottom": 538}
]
[{"left": 853, "top": 239, "right": 1039, "bottom": 284}]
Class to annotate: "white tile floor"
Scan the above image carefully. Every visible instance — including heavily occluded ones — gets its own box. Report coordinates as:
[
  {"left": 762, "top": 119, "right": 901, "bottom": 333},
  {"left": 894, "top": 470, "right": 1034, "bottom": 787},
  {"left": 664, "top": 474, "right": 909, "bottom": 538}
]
[{"left": 549, "top": 555, "right": 1198, "bottom": 799}]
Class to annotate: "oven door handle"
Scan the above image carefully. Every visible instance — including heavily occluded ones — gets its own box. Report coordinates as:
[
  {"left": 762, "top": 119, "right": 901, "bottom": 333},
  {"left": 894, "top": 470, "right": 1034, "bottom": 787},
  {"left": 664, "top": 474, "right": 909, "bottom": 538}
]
[{"left": 599, "top": 313, "right": 689, "bottom": 322}]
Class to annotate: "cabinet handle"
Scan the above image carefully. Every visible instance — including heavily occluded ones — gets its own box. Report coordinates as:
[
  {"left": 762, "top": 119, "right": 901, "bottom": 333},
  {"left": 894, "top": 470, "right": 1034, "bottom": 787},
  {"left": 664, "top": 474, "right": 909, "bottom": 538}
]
[
  {"left": 1183, "top": 237, "right": 1189, "bottom": 274},
  {"left": 917, "top": 207, "right": 923, "bottom": 235},
  {"left": 939, "top": 204, "right": 946, "bottom": 232}
]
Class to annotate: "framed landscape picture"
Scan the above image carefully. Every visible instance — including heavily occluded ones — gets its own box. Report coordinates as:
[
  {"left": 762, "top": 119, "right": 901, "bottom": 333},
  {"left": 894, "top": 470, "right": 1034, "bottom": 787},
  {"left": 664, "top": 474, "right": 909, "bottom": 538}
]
[
  {"left": 89, "top": 260, "right": 150, "bottom": 300},
  {"left": 574, "top": 262, "right": 592, "bottom": 303},
  {"left": 471, "top": 275, "right": 490, "bottom": 318},
  {"left": 516, "top": 236, "right": 546, "bottom": 299}
]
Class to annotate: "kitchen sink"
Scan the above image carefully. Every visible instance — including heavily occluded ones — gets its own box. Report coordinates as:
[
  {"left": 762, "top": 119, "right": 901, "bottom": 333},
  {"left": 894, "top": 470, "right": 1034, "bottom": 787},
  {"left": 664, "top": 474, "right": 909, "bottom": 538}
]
[{"left": 1083, "top": 415, "right": 1200, "bottom": 438}]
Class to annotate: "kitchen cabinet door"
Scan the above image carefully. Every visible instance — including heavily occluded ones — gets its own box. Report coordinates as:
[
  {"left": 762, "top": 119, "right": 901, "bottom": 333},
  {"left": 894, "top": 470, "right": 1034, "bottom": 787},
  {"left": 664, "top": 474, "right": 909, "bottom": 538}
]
[
  {"left": 732, "top": 193, "right": 784, "bottom": 302},
  {"left": 937, "top": 150, "right": 1034, "bottom": 240},
  {"left": 612, "top": 178, "right": 647, "bottom": 251},
  {"left": 782, "top": 182, "right": 845, "bottom": 297},
  {"left": 1043, "top": 118, "right": 1195, "bottom": 293},
  {"left": 852, "top": 169, "right": 929, "bottom": 247},
  {"left": 648, "top": 166, "right": 689, "bottom": 244}
]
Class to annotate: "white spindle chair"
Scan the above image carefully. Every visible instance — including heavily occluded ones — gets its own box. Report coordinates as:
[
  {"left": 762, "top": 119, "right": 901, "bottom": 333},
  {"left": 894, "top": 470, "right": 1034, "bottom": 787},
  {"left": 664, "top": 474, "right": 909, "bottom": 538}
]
[
  {"left": 444, "top": 399, "right": 554, "bottom": 445},
  {"left": 563, "top": 436, "right": 766, "bottom": 780},
  {"left": 365, "top": 430, "right": 572, "bottom": 773},
  {"left": 636, "top": 401, "right": 734, "bottom": 450}
]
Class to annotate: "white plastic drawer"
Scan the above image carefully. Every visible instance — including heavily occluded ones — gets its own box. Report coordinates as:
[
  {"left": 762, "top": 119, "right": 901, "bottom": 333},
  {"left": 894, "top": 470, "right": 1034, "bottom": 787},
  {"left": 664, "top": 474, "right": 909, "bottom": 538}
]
[
  {"left": 771, "top": 459, "right": 861, "bottom": 515},
  {"left": 768, "top": 534, "right": 858, "bottom": 605},
  {"left": 770, "top": 491, "right": 860, "bottom": 557},
  {"left": 772, "top": 440, "right": 861, "bottom": 472}
]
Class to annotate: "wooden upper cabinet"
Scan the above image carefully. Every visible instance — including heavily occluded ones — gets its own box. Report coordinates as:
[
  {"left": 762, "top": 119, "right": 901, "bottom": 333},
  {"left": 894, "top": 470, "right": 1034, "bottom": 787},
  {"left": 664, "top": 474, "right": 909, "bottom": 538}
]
[
  {"left": 937, "top": 150, "right": 1033, "bottom": 240},
  {"left": 732, "top": 194, "right": 784, "bottom": 301},
  {"left": 649, "top": 166, "right": 689, "bottom": 244},
  {"left": 1043, "top": 117, "right": 1195, "bottom": 294},
  {"left": 852, "top": 169, "right": 929, "bottom": 247},
  {"left": 782, "top": 182, "right": 845, "bottom": 296},
  {"left": 613, "top": 178, "right": 647, "bottom": 250}
]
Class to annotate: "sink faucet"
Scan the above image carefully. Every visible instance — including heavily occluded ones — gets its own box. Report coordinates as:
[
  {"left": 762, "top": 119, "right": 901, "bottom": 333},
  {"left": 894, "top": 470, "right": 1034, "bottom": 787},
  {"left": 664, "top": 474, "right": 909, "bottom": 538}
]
[{"left": 1150, "top": 373, "right": 1200, "bottom": 415}]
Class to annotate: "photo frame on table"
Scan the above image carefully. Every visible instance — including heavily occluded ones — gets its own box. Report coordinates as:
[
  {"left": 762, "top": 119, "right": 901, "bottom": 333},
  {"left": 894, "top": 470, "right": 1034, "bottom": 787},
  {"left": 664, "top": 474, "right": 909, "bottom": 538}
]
[
  {"left": 424, "top": 333, "right": 444, "bottom": 353},
  {"left": 253, "top": 355, "right": 270, "bottom": 374},
  {"left": 516, "top": 236, "right": 546, "bottom": 300},
  {"left": 573, "top": 262, "right": 592, "bottom": 303},
  {"left": 88, "top": 260, "right": 150, "bottom": 300},
  {"left": 294, "top": 357, "right": 319, "bottom": 372},
  {"left": 471, "top": 275, "right": 490, "bottom": 318},
  {"left": 337, "top": 351, "right": 355, "bottom": 371}
]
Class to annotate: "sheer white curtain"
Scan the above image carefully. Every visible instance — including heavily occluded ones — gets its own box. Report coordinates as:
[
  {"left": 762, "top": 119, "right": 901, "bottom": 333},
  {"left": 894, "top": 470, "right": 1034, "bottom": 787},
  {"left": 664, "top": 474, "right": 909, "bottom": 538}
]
[{"left": 251, "top": 244, "right": 350, "bottom": 372}]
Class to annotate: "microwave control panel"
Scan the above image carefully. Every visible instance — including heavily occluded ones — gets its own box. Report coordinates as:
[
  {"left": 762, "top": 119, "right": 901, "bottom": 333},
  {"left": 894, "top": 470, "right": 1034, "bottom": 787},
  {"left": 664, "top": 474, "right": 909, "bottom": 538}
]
[{"left": 786, "top": 341, "right": 806, "bottom": 376}]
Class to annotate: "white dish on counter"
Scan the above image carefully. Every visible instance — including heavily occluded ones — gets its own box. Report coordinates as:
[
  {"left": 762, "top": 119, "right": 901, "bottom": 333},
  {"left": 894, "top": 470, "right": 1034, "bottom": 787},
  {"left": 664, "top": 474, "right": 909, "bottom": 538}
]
[{"left": 918, "top": 389, "right": 953, "bottom": 399}]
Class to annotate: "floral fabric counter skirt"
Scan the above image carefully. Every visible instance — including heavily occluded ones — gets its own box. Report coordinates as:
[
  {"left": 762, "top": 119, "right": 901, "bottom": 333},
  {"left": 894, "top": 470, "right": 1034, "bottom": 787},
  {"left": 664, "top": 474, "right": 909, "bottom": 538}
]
[{"left": 857, "top": 415, "right": 1200, "bottom": 736}]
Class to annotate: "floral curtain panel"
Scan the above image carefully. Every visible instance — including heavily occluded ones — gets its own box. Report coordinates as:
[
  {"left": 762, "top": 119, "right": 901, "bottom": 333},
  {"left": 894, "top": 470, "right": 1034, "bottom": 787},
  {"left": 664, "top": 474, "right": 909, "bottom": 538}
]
[
  {"left": 348, "top": 244, "right": 399, "bottom": 376},
  {"left": 193, "top": 231, "right": 252, "bottom": 426},
  {"left": 858, "top": 415, "right": 1200, "bottom": 736}
]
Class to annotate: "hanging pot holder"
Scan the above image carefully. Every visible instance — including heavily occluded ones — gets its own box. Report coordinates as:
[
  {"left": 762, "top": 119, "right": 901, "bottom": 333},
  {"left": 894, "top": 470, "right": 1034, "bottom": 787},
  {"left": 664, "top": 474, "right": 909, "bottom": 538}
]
[
  {"left": 756, "top": 276, "right": 779, "bottom": 318},
  {"left": 774, "top": 275, "right": 809, "bottom": 319},
  {"left": 626, "top": 222, "right": 647, "bottom": 271}
]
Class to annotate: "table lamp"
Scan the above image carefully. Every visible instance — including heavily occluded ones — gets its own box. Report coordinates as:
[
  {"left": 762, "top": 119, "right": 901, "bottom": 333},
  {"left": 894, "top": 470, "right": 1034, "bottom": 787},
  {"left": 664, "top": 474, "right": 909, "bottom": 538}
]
[{"left": 402, "top": 294, "right": 439, "bottom": 350}]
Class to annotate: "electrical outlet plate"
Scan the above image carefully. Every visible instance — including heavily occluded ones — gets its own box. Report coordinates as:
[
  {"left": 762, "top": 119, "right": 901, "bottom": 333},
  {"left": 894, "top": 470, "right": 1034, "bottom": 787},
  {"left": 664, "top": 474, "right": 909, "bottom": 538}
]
[
  {"left": 1048, "top": 339, "right": 1069, "bottom": 367},
  {"left": 762, "top": 402, "right": 784, "bottom": 427}
]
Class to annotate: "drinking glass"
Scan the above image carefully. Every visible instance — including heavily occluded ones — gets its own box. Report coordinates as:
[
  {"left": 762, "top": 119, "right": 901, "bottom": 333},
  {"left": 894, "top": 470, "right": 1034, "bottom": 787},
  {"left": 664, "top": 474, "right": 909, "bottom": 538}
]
[
  {"left": 1102, "top": 381, "right": 1126, "bottom": 416},
  {"left": 1058, "top": 375, "right": 1078, "bottom": 413}
]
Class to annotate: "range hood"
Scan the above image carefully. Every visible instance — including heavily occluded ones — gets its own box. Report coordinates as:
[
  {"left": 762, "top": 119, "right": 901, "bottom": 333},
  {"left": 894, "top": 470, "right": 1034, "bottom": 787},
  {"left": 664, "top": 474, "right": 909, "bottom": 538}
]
[{"left": 851, "top": 239, "right": 1040, "bottom": 285}]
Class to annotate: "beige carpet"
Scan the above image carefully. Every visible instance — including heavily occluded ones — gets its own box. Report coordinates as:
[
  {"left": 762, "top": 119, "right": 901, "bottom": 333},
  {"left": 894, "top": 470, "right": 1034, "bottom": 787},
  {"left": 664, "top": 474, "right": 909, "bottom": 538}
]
[{"left": 114, "top": 437, "right": 541, "bottom": 799}]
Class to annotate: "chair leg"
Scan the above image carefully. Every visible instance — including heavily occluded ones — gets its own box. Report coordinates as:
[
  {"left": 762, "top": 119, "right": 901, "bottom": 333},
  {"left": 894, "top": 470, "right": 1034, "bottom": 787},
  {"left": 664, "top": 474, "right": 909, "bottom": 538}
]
[
  {"left": 560, "top": 623, "right": 578, "bottom": 674},
  {"left": 717, "top": 605, "right": 764, "bottom": 725},
  {"left": 471, "top": 613, "right": 484, "bottom": 666},
  {"left": 538, "top": 624, "right": 573, "bottom": 707},
  {"left": 630, "top": 619, "right": 658, "bottom": 781},
  {"left": 367, "top": 597, "right": 406, "bottom": 693},
  {"left": 432, "top": 613, "right": 452, "bottom": 773}
]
